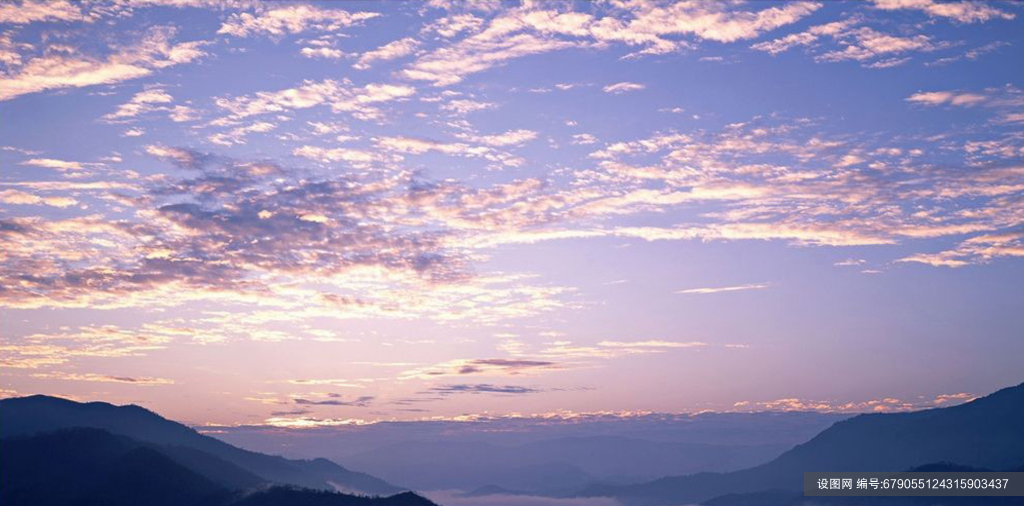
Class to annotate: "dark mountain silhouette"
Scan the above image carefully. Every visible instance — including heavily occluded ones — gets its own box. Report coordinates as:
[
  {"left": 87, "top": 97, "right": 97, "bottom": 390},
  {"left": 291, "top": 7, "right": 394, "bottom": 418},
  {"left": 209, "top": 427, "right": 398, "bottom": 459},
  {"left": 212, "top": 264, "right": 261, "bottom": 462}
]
[
  {"left": 906, "top": 462, "right": 993, "bottom": 472},
  {"left": 235, "top": 488, "right": 437, "bottom": 506},
  {"left": 0, "top": 428, "right": 230, "bottom": 506},
  {"left": 576, "top": 381, "right": 1024, "bottom": 506},
  {"left": 156, "top": 442, "right": 266, "bottom": 490},
  {"left": 0, "top": 395, "right": 402, "bottom": 496},
  {"left": 703, "top": 488, "right": 803, "bottom": 506},
  {"left": 0, "top": 427, "right": 438, "bottom": 506}
]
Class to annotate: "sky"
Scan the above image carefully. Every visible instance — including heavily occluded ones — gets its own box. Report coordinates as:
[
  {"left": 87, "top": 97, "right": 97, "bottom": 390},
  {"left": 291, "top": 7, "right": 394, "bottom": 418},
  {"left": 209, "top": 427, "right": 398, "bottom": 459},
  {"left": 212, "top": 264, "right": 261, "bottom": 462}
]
[{"left": 1, "top": 0, "right": 1023, "bottom": 428}]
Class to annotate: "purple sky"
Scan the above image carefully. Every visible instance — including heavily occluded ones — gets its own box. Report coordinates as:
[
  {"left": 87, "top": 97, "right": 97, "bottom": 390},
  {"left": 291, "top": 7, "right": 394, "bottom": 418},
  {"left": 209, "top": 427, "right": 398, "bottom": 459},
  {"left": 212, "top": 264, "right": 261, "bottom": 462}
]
[{"left": 1, "top": 0, "right": 1023, "bottom": 427}]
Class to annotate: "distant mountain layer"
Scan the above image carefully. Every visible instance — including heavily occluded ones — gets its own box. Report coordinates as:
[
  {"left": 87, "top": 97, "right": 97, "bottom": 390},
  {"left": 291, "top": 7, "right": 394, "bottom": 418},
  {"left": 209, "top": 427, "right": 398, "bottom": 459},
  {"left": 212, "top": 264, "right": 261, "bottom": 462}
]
[
  {"left": 343, "top": 436, "right": 793, "bottom": 492},
  {"left": 215, "top": 409, "right": 845, "bottom": 494},
  {"left": 0, "top": 395, "right": 403, "bottom": 497},
  {"left": 576, "top": 381, "right": 1024, "bottom": 506},
  {"left": 0, "top": 428, "right": 437, "bottom": 506}
]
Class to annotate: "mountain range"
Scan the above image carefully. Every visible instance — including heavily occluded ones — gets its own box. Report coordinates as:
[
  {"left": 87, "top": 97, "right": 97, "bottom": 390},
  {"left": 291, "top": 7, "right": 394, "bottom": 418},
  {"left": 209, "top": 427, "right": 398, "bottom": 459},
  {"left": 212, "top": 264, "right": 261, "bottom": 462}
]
[
  {"left": 213, "top": 410, "right": 845, "bottom": 494},
  {"left": 0, "top": 395, "right": 434, "bottom": 506},
  {"left": 572, "top": 381, "right": 1024, "bottom": 505},
  {"left": 3, "top": 381, "right": 1022, "bottom": 506},
  {"left": 339, "top": 436, "right": 794, "bottom": 493}
]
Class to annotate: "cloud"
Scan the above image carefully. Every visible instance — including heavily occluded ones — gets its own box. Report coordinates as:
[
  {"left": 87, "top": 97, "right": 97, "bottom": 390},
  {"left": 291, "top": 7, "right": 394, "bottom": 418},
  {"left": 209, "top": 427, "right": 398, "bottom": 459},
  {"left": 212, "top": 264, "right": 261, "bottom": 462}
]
[
  {"left": 20, "top": 158, "right": 87, "bottom": 174},
  {"left": 906, "top": 87, "right": 1024, "bottom": 129},
  {"left": 0, "top": 34, "right": 29, "bottom": 67},
  {"left": 571, "top": 133, "right": 598, "bottom": 145},
  {"left": 0, "top": 181, "right": 138, "bottom": 191},
  {"left": 29, "top": 372, "right": 174, "bottom": 385},
  {"left": 441, "top": 98, "right": 495, "bottom": 114},
  {"left": 926, "top": 41, "right": 1009, "bottom": 66},
  {"left": 871, "top": 0, "right": 1014, "bottom": 23},
  {"left": 401, "top": 358, "right": 560, "bottom": 379},
  {"left": 422, "top": 13, "right": 485, "bottom": 38},
  {"left": 906, "top": 85, "right": 1024, "bottom": 125},
  {"left": 403, "top": 31, "right": 579, "bottom": 86},
  {"left": 535, "top": 339, "right": 708, "bottom": 361},
  {"left": 596, "top": 340, "right": 707, "bottom": 349},
  {"left": 217, "top": 4, "right": 379, "bottom": 38},
  {"left": 816, "top": 27, "right": 939, "bottom": 64},
  {"left": 271, "top": 409, "right": 313, "bottom": 416},
  {"left": 619, "top": 1, "right": 821, "bottom": 44},
  {"left": 741, "top": 396, "right": 912, "bottom": 412},
  {"left": 897, "top": 231, "right": 1024, "bottom": 268},
  {"left": 0, "top": 26, "right": 206, "bottom": 101},
  {"left": 377, "top": 137, "right": 466, "bottom": 155},
  {"left": 752, "top": 18, "right": 945, "bottom": 67},
  {"left": 299, "top": 46, "right": 345, "bottom": 59},
  {"left": 751, "top": 18, "right": 857, "bottom": 55},
  {"left": 0, "top": 189, "right": 78, "bottom": 208},
  {"left": 306, "top": 121, "right": 348, "bottom": 135},
  {"left": 292, "top": 145, "right": 393, "bottom": 167},
  {"left": 376, "top": 136, "right": 525, "bottom": 166},
  {"left": 0, "top": 0, "right": 91, "bottom": 24},
  {"left": 865, "top": 57, "right": 911, "bottom": 69},
  {"left": 5, "top": 0, "right": 1024, "bottom": 423},
  {"left": 292, "top": 144, "right": 399, "bottom": 170},
  {"left": 602, "top": 82, "right": 645, "bottom": 94},
  {"left": 213, "top": 79, "right": 415, "bottom": 122},
  {"left": 4, "top": 103, "right": 1021, "bottom": 330},
  {"left": 735, "top": 390, "right": 978, "bottom": 413},
  {"left": 933, "top": 392, "right": 976, "bottom": 404},
  {"left": 460, "top": 359, "right": 557, "bottom": 374},
  {"left": 287, "top": 379, "right": 365, "bottom": 388},
  {"left": 457, "top": 129, "right": 537, "bottom": 146},
  {"left": 144, "top": 145, "right": 211, "bottom": 169},
  {"left": 676, "top": 283, "right": 769, "bottom": 294},
  {"left": 103, "top": 87, "right": 197, "bottom": 123},
  {"left": 0, "top": 323, "right": 181, "bottom": 370},
  {"left": 1, "top": 150, "right": 462, "bottom": 308},
  {"left": 402, "top": 110, "right": 1024, "bottom": 259},
  {"left": 1, "top": 147, "right": 582, "bottom": 323},
  {"left": 0, "top": 344, "right": 69, "bottom": 369},
  {"left": 906, "top": 90, "right": 987, "bottom": 107},
  {"left": 610, "top": 225, "right": 894, "bottom": 247},
  {"left": 209, "top": 121, "right": 277, "bottom": 146},
  {"left": 427, "top": 384, "right": 541, "bottom": 395},
  {"left": 294, "top": 396, "right": 374, "bottom": 407},
  {"left": 354, "top": 37, "right": 420, "bottom": 69},
  {"left": 403, "top": 2, "right": 818, "bottom": 85},
  {"left": 259, "top": 416, "right": 374, "bottom": 429}
]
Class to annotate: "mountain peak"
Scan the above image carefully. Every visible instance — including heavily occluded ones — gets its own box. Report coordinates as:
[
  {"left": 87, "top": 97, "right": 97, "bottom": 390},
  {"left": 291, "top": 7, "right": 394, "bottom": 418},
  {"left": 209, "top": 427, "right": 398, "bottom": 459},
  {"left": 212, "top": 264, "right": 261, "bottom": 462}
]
[{"left": 4, "top": 394, "right": 164, "bottom": 418}]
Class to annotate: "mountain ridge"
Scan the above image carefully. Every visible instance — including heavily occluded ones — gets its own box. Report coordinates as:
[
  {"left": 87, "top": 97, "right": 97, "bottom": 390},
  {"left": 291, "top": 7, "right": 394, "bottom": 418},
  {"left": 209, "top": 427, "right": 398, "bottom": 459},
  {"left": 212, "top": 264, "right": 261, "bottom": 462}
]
[
  {"left": 0, "top": 394, "right": 404, "bottom": 497},
  {"left": 0, "top": 425, "right": 438, "bottom": 506},
  {"left": 574, "top": 381, "right": 1024, "bottom": 506}
]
